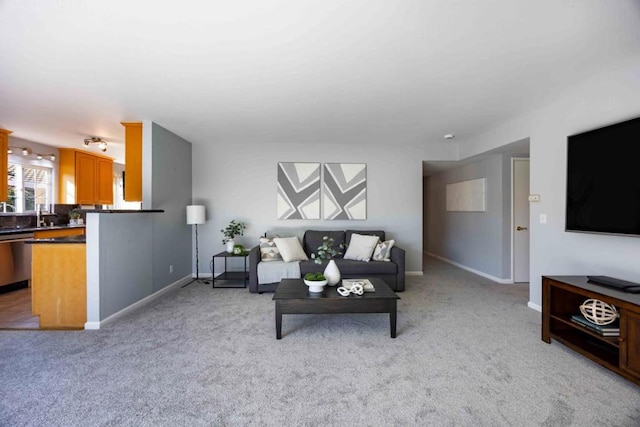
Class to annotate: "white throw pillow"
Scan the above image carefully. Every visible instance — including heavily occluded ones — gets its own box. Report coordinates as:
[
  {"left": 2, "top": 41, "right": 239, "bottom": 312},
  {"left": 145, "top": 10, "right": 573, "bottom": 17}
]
[
  {"left": 272, "top": 236, "right": 309, "bottom": 263},
  {"left": 259, "top": 237, "right": 282, "bottom": 262},
  {"left": 343, "top": 233, "right": 379, "bottom": 262},
  {"left": 372, "top": 239, "right": 395, "bottom": 261}
]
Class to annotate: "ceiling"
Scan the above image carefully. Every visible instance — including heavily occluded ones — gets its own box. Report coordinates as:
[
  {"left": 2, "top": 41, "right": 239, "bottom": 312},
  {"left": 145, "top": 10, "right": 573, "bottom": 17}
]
[{"left": 1, "top": 1, "right": 639, "bottom": 164}]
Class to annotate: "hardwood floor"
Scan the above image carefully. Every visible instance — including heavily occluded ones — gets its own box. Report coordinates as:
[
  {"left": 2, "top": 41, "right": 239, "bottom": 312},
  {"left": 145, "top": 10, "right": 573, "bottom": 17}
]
[{"left": 0, "top": 287, "right": 40, "bottom": 330}]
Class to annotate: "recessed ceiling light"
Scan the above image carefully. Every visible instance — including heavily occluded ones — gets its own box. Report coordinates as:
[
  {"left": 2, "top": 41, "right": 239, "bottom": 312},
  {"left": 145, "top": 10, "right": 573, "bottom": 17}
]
[{"left": 444, "top": 134, "right": 455, "bottom": 140}]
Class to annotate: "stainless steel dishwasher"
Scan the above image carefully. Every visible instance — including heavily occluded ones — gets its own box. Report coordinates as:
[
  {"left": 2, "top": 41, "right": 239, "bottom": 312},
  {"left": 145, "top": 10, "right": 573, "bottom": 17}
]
[{"left": 0, "top": 232, "right": 34, "bottom": 291}]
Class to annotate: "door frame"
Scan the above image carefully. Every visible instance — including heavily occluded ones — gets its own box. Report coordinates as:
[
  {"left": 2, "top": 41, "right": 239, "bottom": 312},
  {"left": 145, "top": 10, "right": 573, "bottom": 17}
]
[{"left": 511, "top": 157, "right": 530, "bottom": 283}]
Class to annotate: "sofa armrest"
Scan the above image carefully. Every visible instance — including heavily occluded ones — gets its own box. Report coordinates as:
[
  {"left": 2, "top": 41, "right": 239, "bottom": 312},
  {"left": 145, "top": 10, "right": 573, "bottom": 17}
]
[
  {"left": 249, "top": 245, "right": 261, "bottom": 293},
  {"left": 390, "top": 245, "right": 405, "bottom": 292}
]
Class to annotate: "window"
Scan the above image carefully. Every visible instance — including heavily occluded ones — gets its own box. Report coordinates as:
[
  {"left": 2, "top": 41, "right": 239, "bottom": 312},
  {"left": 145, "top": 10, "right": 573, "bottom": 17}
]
[{"left": 1, "top": 162, "right": 52, "bottom": 213}]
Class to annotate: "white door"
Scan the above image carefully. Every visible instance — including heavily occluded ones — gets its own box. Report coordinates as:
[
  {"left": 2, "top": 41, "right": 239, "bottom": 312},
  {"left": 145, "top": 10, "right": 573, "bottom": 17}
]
[{"left": 513, "top": 159, "right": 530, "bottom": 283}]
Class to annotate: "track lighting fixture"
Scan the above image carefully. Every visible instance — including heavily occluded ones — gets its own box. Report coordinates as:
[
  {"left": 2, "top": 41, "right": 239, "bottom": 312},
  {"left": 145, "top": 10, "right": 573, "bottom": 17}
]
[
  {"left": 7, "top": 146, "right": 56, "bottom": 161},
  {"left": 83, "top": 136, "right": 108, "bottom": 152}
]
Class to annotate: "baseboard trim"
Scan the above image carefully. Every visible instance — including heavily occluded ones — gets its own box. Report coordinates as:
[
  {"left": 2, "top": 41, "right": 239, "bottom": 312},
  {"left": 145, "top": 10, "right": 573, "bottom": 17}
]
[
  {"left": 406, "top": 271, "right": 423, "bottom": 276},
  {"left": 528, "top": 302, "right": 542, "bottom": 312},
  {"left": 426, "top": 252, "right": 513, "bottom": 284},
  {"left": 84, "top": 274, "right": 192, "bottom": 330}
]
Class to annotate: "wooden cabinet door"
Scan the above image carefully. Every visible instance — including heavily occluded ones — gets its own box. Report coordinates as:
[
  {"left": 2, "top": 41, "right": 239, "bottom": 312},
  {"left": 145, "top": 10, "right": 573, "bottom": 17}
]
[
  {"left": 75, "top": 151, "right": 96, "bottom": 204},
  {"left": 0, "top": 129, "right": 11, "bottom": 202},
  {"left": 95, "top": 157, "right": 113, "bottom": 204},
  {"left": 122, "top": 122, "right": 143, "bottom": 202},
  {"left": 620, "top": 309, "right": 640, "bottom": 379}
]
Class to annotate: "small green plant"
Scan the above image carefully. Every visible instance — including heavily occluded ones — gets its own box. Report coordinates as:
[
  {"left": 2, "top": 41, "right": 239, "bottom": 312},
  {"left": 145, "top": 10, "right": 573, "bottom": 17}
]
[
  {"left": 304, "top": 272, "right": 326, "bottom": 281},
  {"left": 310, "top": 236, "right": 344, "bottom": 265},
  {"left": 221, "top": 219, "right": 246, "bottom": 244},
  {"left": 69, "top": 209, "right": 81, "bottom": 220}
]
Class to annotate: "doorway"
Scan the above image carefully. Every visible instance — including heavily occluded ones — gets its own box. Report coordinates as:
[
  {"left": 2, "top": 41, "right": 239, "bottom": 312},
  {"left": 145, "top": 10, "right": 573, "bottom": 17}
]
[{"left": 512, "top": 158, "right": 530, "bottom": 283}]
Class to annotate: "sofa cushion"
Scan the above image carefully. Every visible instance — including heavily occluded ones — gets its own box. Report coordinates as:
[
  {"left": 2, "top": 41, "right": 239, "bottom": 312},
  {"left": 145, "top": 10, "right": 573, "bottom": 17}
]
[
  {"left": 345, "top": 230, "right": 385, "bottom": 246},
  {"left": 303, "top": 230, "right": 345, "bottom": 258},
  {"left": 299, "top": 259, "right": 397, "bottom": 275},
  {"left": 273, "top": 236, "right": 308, "bottom": 262},
  {"left": 343, "top": 233, "right": 379, "bottom": 262},
  {"left": 372, "top": 239, "right": 395, "bottom": 262},
  {"left": 259, "top": 237, "right": 282, "bottom": 262}
]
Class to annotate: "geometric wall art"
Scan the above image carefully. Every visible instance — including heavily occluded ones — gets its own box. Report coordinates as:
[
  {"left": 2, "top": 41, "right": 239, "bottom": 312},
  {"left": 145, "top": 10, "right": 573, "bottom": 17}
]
[
  {"left": 323, "top": 163, "right": 367, "bottom": 220},
  {"left": 277, "top": 162, "right": 321, "bottom": 219}
]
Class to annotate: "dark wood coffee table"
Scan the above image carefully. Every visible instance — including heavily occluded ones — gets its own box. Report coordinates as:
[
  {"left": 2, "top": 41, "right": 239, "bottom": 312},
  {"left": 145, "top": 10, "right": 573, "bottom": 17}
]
[{"left": 272, "top": 278, "right": 400, "bottom": 339}]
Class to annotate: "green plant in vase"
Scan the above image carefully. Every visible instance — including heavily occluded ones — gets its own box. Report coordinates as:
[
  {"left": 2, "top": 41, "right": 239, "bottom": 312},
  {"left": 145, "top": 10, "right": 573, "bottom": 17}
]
[{"left": 221, "top": 219, "right": 246, "bottom": 253}]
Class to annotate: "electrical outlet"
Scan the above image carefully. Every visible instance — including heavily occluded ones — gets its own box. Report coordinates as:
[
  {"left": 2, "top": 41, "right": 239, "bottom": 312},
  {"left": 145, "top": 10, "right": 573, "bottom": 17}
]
[
  {"left": 169, "top": 264, "right": 174, "bottom": 274},
  {"left": 540, "top": 214, "right": 547, "bottom": 224}
]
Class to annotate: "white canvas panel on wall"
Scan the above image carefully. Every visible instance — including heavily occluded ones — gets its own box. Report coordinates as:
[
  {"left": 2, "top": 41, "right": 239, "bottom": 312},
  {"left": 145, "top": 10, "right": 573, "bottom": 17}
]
[
  {"left": 277, "top": 162, "right": 321, "bottom": 219},
  {"left": 323, "top": 163, "right": 367, "bottom": 220},
  {"left": 446, "top": 178, "right": 486, "bottom": 212}
]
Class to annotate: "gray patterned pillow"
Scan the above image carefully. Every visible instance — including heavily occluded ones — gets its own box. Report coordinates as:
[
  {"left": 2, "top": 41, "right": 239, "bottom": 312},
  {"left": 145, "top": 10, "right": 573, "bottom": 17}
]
[
  {"left": 259, "top": 237, "right": 282, "bottom": 262},
  {"left": 372, "top": 239, "right": 395, "bottom": 261}
]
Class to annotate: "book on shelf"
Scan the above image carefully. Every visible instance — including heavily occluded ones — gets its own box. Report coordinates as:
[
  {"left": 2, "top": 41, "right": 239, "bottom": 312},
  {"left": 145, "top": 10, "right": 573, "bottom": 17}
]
[
  {"left": 570, "top": 314, "right": 620, "bottom": 336},
  {"left": 341, "top": 279, "right": 375, "bottom": 292}
]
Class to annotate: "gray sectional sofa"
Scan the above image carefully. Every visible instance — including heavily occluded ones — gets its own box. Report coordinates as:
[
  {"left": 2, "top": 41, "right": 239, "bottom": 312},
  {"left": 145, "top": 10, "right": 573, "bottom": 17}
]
[{"left": 249, "top": 229, "right": 405, "bottom": 294}]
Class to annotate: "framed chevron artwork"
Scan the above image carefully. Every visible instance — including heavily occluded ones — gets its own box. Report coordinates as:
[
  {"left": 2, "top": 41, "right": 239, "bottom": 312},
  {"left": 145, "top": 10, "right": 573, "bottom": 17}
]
[
  {"left": 323, "top": 163, "right": 367, "bottom": 220},
  {"left": 277, "top": 162, "right": 321, "bottom": 220}
]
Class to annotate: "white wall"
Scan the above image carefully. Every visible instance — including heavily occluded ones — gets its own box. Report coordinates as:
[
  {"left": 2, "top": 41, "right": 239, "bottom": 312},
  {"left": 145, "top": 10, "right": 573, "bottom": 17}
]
[
  {"left": 192, "top": 141, "right": 435, "bottom": 274},
  {"left": 459, "top": 58, "right": 640, "bottom": 308}
]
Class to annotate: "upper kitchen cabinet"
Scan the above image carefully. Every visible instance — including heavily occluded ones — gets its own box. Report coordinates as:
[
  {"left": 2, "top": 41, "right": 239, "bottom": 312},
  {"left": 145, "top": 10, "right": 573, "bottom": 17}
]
[
  {"left": 59, "top": 148, "right": 114, "bottom": 205},
  {"left": 121, "top": 122, "right": 142, "bottom": 202},
  {"left": 0, "top": 128, "right": 12, "bottom": 202}
]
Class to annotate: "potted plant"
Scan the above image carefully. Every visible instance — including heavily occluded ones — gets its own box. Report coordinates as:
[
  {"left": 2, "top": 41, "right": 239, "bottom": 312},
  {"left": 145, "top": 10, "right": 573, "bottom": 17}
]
[
  {"left": 221, "top": 220, "right": 246, "bottom": 253},
  {"left": 303, "top": 272, "right": 327, "bottom": 293},
  {"left": 311, "top": 236, "right": 344, "bottom": 286},
  {"left": 69, "top": 209, "right": 81, "bottom": 225}
]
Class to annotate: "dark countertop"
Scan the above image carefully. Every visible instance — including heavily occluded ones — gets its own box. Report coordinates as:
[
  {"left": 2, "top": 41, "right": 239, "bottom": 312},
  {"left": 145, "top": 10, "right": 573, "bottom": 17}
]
[
  {"left": 0, "top": 224, "right": 86, "bottom": 237},
  {"left": 25, "top": 235, "right": 86, "bottom": 244}
]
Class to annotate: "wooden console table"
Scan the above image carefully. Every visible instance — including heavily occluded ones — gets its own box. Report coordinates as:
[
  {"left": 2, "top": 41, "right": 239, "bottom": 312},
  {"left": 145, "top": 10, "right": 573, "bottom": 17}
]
[{"left": 542, "top": 276, "right": 640, "bottom": 386}]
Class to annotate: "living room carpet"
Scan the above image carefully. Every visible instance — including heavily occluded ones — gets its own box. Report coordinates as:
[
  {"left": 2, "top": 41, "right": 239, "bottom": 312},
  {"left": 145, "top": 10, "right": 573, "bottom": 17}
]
[{"left": 1, "top": 256, "right": 639, "bottom": 426}]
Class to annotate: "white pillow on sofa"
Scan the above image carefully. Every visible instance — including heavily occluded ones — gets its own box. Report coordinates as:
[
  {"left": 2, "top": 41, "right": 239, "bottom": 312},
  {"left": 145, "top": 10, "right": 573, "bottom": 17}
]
[
  {"left": 272, "top": 236, "right": 309, "bottom": 262},
  {"left": 372, "top": 239, "right": 395, "bottom": 261},
  {"left": 343, "top": 233, "right": 379, "bottom": 262}
]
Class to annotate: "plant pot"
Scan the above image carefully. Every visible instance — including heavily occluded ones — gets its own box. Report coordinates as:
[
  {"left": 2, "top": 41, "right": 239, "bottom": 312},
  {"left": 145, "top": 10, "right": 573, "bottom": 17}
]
[
  {"left": 324, "top": 259, "right": 341, "bottom": 286},
  {"left": 304, "top": 279, "right": 328, "bottom": 293},
  {"left": 225, "top": 239, "right": 235, "bottom": 253}
]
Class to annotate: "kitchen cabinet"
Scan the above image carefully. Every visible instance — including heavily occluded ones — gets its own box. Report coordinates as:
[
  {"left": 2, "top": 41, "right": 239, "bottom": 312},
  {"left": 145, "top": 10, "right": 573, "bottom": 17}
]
[
  {"left": 34, "top": 227, "right": 85, "bottom": 239},
  {"left": 58, "top": 148, "right": 114, "bottom": 205},
  {"left": 31, "top": 242, "right": 86, "bottom": 329},
  {"left": 121, "top": 122, "right": 143, "bottom": 202},
  {"left": 0, "top": 128, "right": 12, "bottom": 202}
]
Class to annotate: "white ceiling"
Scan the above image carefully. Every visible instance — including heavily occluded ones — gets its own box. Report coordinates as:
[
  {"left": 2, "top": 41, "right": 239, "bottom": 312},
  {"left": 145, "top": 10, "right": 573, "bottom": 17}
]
[{"left": 1, "top": 0, "right": 639, "bottom": 164}]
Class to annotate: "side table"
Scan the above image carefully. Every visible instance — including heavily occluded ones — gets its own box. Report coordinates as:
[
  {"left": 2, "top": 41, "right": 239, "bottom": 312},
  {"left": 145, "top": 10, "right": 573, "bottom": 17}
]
[{"left": 212, "top": 251, "right": 248, "bottom": 288}]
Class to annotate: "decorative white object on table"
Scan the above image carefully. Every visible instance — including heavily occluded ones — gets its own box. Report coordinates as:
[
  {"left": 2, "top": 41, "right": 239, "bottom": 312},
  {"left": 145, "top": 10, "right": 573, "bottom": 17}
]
[
  {"left": 225, "top": 239, "right": 235, "bottom": 253},
  {"left": 342, "top": 279, "right": 375, "bottom": 292},
  {"left": 580, "top": 299, "right": 619, "bottom": 325},
  {"left": 323, "top": 259, "right": 341, "bottom": 286},
  {"left": 337, "top": 283, "right": 364, "bottom": 297},
  {"left": 304, "top": 279, "right": 328, "bottom": 293}
]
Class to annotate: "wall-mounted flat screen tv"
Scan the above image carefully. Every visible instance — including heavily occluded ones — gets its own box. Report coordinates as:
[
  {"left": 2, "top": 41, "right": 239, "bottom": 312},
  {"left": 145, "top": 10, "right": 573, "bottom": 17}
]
[{"left": 566, "top": 116, "right": 640, "bottom": 236}]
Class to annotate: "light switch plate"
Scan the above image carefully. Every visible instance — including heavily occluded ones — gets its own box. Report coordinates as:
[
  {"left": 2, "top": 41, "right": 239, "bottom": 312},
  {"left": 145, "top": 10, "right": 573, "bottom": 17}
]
[
  {"left": 540, "top": 214, "right": 547, "bottom": 224},
  {"left": 528, "top": 194, "right": 541, "bottom": 202}
]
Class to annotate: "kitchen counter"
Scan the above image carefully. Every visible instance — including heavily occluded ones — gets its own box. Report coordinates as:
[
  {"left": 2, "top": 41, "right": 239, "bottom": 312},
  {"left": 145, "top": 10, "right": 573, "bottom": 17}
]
[
  {"left": 25, "top": 235, "right": 86, "bottom": 244},
  {"left": 0, "top": 224, "right": 86, "bottom": 237}
]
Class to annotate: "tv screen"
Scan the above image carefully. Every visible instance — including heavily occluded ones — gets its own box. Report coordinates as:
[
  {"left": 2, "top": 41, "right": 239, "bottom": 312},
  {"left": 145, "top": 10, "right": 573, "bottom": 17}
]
[{"left": 566, "top": 116, "right": 640, "bottom": 236}]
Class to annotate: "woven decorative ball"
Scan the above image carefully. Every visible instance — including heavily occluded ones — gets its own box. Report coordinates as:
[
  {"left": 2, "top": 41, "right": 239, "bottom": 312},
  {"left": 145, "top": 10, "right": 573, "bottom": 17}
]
[{"left": 579, "top": 299, "right": 619, "bottom": 325}]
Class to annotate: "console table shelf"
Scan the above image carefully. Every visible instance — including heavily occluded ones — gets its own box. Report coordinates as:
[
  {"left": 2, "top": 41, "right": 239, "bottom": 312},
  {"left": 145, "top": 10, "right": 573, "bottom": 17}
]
[{"left": 542, "top": 276, "right": 640, "bottom": 387}]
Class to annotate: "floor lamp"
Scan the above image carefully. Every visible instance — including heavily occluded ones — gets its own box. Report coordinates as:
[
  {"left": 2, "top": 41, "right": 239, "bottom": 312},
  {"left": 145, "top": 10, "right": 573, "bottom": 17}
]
[{"left": 183, "top": 205, "right": 207, "bottom": 288}]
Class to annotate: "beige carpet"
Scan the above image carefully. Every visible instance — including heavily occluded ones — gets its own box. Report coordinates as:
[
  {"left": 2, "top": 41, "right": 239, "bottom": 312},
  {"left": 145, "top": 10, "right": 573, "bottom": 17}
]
[{"left": 1, "top": 256, "right": 638, "bottom": 426}]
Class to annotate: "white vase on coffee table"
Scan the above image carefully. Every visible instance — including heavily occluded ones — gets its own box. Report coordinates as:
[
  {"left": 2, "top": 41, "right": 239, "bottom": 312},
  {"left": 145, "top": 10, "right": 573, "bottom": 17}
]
[
  {"left": 225, "top": 239, "right": 235, "bottom": 253},
  {"left": 324, "top": 259, "right": 341, "bottom": 286}
]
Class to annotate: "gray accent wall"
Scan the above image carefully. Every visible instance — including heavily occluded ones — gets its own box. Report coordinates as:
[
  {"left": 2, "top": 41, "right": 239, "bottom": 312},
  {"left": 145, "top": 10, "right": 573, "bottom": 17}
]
[
  {"left": 89, "top": 121, "right": 193, "bottom": 322},
  {"left": 192, "top": 142, "right": 429, "bottom": 273},
  {"left": 426, "top": 154, "right": 512, "bottom": 280}
]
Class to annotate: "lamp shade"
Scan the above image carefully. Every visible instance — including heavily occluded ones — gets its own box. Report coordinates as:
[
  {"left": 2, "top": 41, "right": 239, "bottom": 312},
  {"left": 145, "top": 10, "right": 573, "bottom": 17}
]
[{"left": 186, "top": 205, "right": 206, "bottom": 225}]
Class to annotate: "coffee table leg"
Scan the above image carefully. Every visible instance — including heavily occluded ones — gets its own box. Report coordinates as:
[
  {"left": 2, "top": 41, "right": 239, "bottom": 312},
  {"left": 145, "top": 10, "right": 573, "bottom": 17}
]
[
  {"left": 275, "top": 301, "right": 282, "bottom": 339},
  {"left": 390, "top": 301, "right": 397, "bottom": 338}
]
